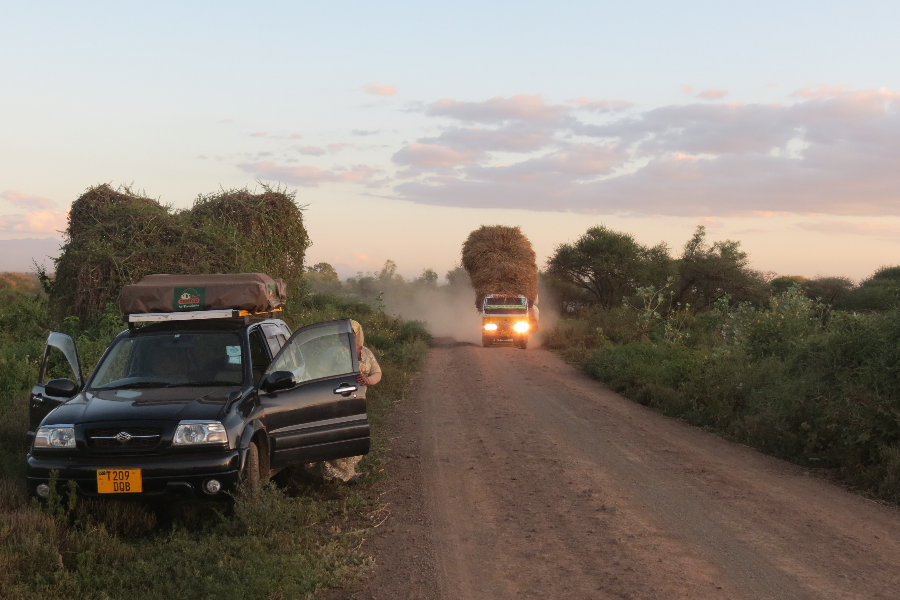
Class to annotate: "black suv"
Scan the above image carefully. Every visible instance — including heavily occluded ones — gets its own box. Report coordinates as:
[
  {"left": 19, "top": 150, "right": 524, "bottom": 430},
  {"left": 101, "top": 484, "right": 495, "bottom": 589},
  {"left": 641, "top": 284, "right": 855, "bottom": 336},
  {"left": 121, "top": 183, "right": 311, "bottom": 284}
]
[{"left": 26, "top": 318, "right": 369, "bottom": 499}]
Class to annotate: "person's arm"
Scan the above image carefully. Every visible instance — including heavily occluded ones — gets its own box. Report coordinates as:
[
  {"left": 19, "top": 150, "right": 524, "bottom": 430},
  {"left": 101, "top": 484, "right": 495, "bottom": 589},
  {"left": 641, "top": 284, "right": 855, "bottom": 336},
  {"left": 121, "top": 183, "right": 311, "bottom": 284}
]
[{"left": 356, "top": 348, "right": 382, "bottom": 385}]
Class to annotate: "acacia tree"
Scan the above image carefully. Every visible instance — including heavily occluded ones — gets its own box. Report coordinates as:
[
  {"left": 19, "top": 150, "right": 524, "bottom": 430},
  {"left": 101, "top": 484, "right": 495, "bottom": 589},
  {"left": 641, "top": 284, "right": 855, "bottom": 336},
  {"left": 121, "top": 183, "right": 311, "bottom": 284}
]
[
  {"left": 546, "top": 225, "right": 672, "bottom": 308},
  {"left": 673, "top": 226, "right": 767, "bottom": 309}
]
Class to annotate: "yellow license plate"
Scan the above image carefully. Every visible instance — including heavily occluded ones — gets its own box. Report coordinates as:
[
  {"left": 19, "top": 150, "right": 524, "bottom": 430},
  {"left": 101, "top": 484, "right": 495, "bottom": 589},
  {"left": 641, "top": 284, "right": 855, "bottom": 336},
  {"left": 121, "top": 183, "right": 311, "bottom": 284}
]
[{"left": 96, "top": 469, "right": 142, "bottom": 494}]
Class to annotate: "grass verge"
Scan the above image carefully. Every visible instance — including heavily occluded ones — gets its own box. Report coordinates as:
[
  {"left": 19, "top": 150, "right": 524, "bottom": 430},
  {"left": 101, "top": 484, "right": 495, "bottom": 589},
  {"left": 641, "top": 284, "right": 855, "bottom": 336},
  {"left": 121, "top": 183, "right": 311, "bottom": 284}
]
[{"left": 0, "top": 292, "right": 429, "bottom": 600}]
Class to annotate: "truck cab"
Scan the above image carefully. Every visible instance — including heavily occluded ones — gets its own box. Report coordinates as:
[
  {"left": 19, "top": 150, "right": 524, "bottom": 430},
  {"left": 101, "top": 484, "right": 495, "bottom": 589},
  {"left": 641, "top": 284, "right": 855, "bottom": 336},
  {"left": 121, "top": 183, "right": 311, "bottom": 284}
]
[{"left": 481, "top": 294, "right": 535, "bottom": 349}]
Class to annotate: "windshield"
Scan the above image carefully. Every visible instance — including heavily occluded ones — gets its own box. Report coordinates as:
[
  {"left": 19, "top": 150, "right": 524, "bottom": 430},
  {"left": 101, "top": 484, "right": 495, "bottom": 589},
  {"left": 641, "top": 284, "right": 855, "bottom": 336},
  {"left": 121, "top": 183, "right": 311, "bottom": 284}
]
[
  {"left": 89, "top": 332, "right": 244, "bottom": 390},
  {"left": 483, "top": 296, "right": 527, "bottom": 316}
]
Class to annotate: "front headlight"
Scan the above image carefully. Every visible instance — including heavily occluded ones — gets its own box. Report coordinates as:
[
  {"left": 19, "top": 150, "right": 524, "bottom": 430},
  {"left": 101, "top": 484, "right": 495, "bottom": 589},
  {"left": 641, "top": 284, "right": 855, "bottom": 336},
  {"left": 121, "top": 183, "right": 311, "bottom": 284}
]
[
  {"left": 513, "top": 322, "right": 529, "bottom": 333},
  {"left": 484, "top": 323, "right": 498, "bottom": 331},
  {"left": 173, "top": 421, "right": 227, "bottom": 445},
  {"left": 34, "top": 425, "right": 76, "bottom": 448}
]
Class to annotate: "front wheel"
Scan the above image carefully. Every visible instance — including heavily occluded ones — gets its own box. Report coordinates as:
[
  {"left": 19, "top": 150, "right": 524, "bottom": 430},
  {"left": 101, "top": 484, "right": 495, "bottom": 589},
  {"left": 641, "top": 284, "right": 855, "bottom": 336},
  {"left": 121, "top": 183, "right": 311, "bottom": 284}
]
[
  {"left": 482, "top": 335, "right": 492, "bottom": 348},
  {"left": 242, "top": 440, "right": 261, "bottom": 493},
  {"left": 519, "top": 337, "right": 528, "bottom": 350}
]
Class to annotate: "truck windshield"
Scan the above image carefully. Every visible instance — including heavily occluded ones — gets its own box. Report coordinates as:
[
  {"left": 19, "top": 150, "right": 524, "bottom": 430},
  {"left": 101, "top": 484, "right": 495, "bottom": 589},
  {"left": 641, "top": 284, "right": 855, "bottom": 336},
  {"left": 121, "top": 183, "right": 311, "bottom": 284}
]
[
  {"left": 90, "top": 332, "right": 244, "bottom": 390},
  {"left": 483, "top": 297, "right": 527, "bottom": 315}
]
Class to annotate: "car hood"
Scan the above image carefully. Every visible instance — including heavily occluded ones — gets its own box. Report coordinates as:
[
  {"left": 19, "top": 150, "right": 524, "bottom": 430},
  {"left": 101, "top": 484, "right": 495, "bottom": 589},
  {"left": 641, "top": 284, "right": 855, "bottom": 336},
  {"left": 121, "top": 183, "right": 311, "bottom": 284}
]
[{"left": 45, "top": 387, "right": 239, "bottom": 425}]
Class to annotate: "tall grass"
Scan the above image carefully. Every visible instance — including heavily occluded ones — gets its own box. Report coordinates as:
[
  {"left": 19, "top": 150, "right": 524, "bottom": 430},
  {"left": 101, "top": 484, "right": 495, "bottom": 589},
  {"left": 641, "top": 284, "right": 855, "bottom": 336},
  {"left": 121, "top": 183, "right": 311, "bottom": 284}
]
[
  {"left": 0, "top": 290, "right": 429, "bottom": 599},
  {"left": 546, "top": 288, "right": 900, "bottom": 503}
]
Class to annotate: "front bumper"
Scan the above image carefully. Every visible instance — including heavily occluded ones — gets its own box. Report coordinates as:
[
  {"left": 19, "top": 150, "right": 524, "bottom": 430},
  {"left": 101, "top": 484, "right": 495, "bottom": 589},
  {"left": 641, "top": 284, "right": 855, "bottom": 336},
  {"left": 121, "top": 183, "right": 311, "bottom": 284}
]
[{"left": 26, "top": 449, "right": 243, "bottom": 500}]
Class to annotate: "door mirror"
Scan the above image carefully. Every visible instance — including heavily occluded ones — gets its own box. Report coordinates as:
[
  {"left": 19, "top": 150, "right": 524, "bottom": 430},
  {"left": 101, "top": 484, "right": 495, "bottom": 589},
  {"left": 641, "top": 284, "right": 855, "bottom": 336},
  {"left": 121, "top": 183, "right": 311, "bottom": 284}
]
[
  {"left": 261, "top": 371, "right": 296, "bottom": 393},
  {"left": 45, "top": 378, "right": 79, "bottom": 398}
]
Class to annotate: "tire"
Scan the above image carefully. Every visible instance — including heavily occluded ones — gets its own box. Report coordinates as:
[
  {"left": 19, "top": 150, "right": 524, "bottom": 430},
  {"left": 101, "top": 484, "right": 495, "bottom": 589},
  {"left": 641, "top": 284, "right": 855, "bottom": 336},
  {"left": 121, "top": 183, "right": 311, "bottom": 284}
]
[
  {"left": 243, "top": 440, "right": 261, "bottom": 493},
  {"left": 482, "top": 335, "right": 492, "bottom": 348},
  {"left": 519, "top": 336, "right": 528, "bottom": 350}
]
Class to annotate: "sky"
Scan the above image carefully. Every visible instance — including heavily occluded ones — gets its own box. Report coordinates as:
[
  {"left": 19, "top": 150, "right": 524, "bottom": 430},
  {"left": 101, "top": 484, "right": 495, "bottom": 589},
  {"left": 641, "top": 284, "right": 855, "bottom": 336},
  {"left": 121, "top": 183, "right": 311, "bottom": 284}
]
[{"left": 2, "top": 1, "right": 899, "bottom": 280}]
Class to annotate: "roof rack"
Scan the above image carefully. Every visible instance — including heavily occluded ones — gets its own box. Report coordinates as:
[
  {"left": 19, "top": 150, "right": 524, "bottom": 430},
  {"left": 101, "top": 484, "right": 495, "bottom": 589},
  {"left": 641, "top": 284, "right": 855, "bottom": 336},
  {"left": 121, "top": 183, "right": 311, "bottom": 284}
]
[{"left": 124, "top": 307, "right": 282, "bottom": 323}]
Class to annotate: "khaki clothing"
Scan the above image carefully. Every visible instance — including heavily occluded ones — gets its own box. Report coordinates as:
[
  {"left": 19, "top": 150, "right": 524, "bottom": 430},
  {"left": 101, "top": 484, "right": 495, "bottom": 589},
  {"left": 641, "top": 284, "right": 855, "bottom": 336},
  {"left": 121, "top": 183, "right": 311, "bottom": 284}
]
[{"left": 359, "top": 346, "right": 381, "bottom": 380}]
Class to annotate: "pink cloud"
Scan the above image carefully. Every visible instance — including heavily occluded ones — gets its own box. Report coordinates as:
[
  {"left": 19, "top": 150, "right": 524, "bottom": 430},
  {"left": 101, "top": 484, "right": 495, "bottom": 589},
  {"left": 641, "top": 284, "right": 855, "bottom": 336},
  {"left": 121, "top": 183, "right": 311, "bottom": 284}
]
[
  {"left": 327, "top": 143, "right": 355, "bottom": 153},
  {"left": 426, "top": 94, "right": 568, "bottom": 123},
  {"left": 290, "top": 133, "right": 303, "bottom": 139},
  {"left": 697, "top": 88, "right": 728, "bottom": 100},
  {"left": 239, "top": 161, "right": 389, "bottom": 188},
  {"left": 791, "top": 84, "right": 851, "bottom": 99},
  {"left": 0, "top": 209, "right": 67, "bottom": 233},
  {"left": 296, "top": 146, "right": 326, "bottom": 156},
  {"left": 392, "top": 143, "right": 484, "bottom": 169},
  {"left": 797, "top": 220, "right": 900, "bottom": 237},
  {"left": 1, "top": 190, "right": 55, "bottom": 210},
  {"left": 362, "top": 83, "right": 398, "bottom": 96},
  {"left": 250, "top": 132, "right": 267, "bottom": 138},
  {"left": 681, "top": 85, "right": 694, "bottom": 95},
  {"left": 571, "top": 97, "right": 634, "bottom": 113}
]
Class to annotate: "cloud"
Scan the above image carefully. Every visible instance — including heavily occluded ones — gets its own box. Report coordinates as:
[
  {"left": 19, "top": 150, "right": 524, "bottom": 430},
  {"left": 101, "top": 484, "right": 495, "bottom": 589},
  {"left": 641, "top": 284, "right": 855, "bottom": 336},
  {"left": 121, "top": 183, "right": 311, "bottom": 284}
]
[
  {"left": 296, "top": 146, "right": 326, "bottom": 156},
  {"left": 1, "top": 190, "right": 55, "bottom": 210},
  {"left": 797, "top": 220, "right": 900, "bottom": 237},
  {"left": 327, "top": 143, "right": 356, "bottom": 153},
  {"left": 571, "top": 97, "right": 634, "bottom": 113},
  {"left": 680, "top": 85, "right": 727, "bottom": 100},
  {"left": 352, "top": 129, "right": 380, "bottom": 136},
  {"left": 220, "top": 118, "right": 234, "bottom": 124},
  {"left": 239, "top": 161, "right": 389, "bottom": 188},
  {"left": 697, "top": 88, "right": 727, "bottom": 100},
  {"left": 392, "top": 87, "right": 900, "bottom": 217},
  {"left": 425, "top": 94, "right": 568, "bottom": 123},
  {"left": 290, "top": 133, "right": 303, "bottom": 139},
  {"left": 250, "top": 132, "right": 267, "bottom": 138},
  {"left": 0, "top": 209, "right": 67, "bottom": 233},
  {"left": 362, "top": 83, "right": 398, "bottom": 96},
  {"left": 392, "top": 143, "right": 484, "bottom": 169}
]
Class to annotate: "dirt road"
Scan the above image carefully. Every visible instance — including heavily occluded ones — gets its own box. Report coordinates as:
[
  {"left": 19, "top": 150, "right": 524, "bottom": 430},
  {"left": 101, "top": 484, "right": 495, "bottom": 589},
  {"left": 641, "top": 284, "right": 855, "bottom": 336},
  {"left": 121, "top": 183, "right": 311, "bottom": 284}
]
[{"left": 354, "top": 339, "right": 900, "bottom": 600}]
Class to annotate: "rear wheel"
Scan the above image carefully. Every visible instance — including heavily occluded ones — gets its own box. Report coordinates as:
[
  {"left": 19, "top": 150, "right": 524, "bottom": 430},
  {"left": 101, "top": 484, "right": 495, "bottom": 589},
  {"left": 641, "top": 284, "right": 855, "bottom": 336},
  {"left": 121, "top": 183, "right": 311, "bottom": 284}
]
[{"left": 242, "top": 440, "right": 261, "bottom": 493}]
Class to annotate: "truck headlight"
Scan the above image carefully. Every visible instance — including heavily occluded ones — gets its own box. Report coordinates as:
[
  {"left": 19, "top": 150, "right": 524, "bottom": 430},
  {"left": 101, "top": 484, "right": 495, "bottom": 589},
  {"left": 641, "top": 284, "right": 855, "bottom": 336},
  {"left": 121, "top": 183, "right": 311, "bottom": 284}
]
[
  {"left": 513, "top": 322, "right": 529, "bottom": 333},
  {"left": 484, "top": 324, "right": 498, "bottom": 331},
  {"left": 173, "top": 421, "right": 228, "bottom": 445},
  {"left": 34, "top": 425, "right": 76, "bottom": 448}
]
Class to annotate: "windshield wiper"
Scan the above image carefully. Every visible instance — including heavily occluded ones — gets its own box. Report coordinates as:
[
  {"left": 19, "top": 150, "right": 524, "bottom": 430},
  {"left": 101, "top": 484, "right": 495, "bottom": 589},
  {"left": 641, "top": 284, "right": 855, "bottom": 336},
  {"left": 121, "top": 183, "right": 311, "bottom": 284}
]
[
  {"left": 165, "top": 381, "right": 240, "bottom": 388},
  {"left": 95, "top": 381, "right": 172, "bottom": 390}
]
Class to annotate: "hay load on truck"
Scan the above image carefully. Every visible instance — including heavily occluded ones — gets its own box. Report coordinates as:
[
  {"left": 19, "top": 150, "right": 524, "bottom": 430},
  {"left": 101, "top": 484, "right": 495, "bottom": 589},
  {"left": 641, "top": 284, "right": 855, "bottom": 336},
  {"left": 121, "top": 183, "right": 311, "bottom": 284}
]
[{"left": 461, "top": 225, "right": 539, "bottom": 349}]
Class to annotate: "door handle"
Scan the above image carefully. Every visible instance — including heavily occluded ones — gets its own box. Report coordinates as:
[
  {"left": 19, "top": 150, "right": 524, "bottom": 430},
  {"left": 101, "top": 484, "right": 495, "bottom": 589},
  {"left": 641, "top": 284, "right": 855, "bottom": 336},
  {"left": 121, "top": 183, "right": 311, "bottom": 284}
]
[{"left": 333, "top": 384, "right": 358, "bottom": 395}]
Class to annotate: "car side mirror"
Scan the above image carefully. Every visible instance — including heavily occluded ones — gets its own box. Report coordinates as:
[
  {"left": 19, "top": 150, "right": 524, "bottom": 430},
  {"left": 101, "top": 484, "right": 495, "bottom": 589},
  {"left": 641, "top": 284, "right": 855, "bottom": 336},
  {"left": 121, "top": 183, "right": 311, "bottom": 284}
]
[
  {"left": 261, "top": 371, "right": 296, "bottom": 393},
  {"left": 45, "top": 378, "right": 79, "bottom": 398}
]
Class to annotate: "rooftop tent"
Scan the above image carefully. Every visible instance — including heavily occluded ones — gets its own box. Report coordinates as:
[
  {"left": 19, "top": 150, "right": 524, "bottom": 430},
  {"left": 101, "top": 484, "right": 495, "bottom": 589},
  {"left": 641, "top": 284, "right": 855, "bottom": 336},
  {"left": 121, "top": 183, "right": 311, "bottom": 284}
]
[{"left": 118, "top": 273, "right": 287, "bottom": 315}]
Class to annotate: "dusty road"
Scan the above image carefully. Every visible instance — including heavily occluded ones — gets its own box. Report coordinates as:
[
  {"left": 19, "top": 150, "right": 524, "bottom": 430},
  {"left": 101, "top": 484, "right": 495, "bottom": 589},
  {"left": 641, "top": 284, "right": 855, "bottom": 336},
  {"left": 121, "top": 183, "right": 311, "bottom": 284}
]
[{"left": 353, "top": 339, "right": 900, "bottom": 600}]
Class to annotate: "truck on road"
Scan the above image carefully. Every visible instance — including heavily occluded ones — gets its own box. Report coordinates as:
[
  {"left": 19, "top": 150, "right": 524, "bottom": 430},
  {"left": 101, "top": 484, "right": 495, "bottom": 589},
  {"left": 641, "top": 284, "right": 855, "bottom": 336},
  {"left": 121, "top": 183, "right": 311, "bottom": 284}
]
[{"left": 481, "top": 293, "right": 538, "bottom": 349}]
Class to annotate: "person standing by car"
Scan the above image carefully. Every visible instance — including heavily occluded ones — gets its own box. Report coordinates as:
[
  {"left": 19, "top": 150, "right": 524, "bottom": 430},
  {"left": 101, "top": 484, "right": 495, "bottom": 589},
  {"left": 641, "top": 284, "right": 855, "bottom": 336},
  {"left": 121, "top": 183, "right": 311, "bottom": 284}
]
[{"left": 318, "top": 320, "right": 381, "bottom": 484}]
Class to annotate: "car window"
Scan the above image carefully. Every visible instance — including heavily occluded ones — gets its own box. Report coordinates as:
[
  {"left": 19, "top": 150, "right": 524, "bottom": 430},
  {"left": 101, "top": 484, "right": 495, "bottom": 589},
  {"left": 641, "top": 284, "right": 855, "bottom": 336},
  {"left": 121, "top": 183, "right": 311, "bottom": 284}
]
[
  {"left": 266, "top": 322, "right": 354, "bottom": 382},
  {"left": 89, "top": 332, "right": 243, "bottom": 389},
  {"left": 261, "top": 324, "right": 283, "bottom": 356},
  {"left": 249, "top": 328, "right": 270, "bottom": 387}
]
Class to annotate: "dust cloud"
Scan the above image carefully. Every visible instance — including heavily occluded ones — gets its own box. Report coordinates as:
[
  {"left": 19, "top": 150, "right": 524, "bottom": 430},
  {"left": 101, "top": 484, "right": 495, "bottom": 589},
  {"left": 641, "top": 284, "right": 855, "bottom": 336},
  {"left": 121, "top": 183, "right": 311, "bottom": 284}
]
[{"left": 381, "top": 285, "right": 484, "bottom": 345}]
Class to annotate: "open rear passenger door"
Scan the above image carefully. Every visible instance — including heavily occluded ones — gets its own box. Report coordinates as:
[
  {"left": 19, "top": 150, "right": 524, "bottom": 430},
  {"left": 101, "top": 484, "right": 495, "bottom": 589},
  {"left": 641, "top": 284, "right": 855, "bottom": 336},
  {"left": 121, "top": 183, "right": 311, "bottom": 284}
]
[
  {"left": 259, "top": 319, "right": 370, "bottom": 468},
  {"left": 28, "top": 332, "right": 84, "bottom": 443}
]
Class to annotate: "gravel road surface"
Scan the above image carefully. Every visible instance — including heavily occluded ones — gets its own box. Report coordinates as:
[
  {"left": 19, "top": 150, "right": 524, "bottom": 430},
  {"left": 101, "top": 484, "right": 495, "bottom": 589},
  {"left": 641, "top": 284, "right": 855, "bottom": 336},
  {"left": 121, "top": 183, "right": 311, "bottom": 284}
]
[{"left": 352, "top": 338, "right": 900, "bottom": 600}]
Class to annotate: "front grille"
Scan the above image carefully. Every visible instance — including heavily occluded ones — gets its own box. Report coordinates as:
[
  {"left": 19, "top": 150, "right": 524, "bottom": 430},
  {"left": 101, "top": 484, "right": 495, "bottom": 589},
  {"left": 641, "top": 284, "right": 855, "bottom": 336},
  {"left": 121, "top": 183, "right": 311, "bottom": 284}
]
[{"left": 86, "top": 426, "right": 163, "bottom": 449}]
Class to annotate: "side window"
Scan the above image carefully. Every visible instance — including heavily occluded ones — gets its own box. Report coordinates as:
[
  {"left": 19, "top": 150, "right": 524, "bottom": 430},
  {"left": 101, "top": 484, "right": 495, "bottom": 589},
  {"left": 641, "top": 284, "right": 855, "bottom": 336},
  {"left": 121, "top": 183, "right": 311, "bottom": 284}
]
[
  {"left": 261, "top": 325, "right": 284, "bottom": 357},
  {"left": 248, "top": 329, "right": 270, "bottom": 387},
  {"left": 266, "top": 323, "right": 354, "bottom": 382},
  {"left": 41, "top": 346, "right": 81, "bottom": 384}
]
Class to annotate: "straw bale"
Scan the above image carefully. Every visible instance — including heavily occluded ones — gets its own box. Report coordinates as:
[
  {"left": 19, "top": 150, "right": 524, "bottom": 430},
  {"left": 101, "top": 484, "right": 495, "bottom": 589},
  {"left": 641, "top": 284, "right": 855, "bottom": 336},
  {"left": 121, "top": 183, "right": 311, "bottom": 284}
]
[
  {"left": 50, "top": 184, "right": 310, "bottom": 323},
  {"left": 461, "top": 225, "right": 538, "bottom": 308}
]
